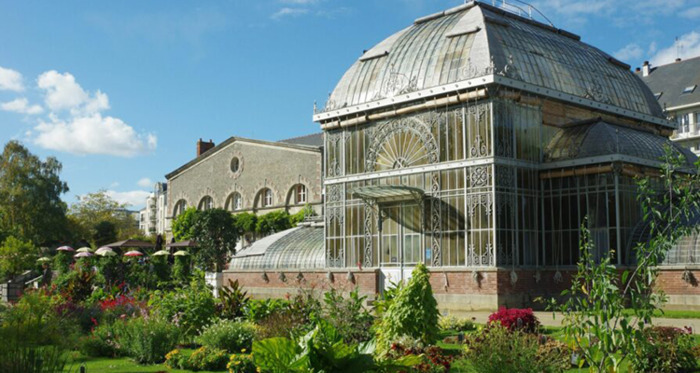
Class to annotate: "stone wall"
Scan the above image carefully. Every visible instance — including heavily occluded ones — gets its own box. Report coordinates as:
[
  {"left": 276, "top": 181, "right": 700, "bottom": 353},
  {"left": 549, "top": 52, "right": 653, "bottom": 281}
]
[{"left": 167, "top": 139, "right": 322, "bottom": 227}]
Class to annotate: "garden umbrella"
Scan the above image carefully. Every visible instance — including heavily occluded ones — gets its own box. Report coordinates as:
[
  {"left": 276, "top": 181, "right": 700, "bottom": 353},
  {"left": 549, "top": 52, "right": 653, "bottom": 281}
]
[
  {"left": 37, "top": 257, "right": 51, "bottom": 263},
  {"left": 74, "top": 252, "right": 93, "bottom": 258},
  {"left": 76, "top": 247, "right": 92, "bottom": 253},
  {"left": 173, "top": 250, "right": 190, "bottom": 256},
  {"left": 152, "top": 250, "right": 170, "bottom": 256},
  {"left": 57, "top": 245, "right": 74, "bottom": 252},
  {"left": 124, "top": 250, "right": 144, "bottom": 257},
  {"left": 95, "top": 247, "right": 116, "bottom": 256}
]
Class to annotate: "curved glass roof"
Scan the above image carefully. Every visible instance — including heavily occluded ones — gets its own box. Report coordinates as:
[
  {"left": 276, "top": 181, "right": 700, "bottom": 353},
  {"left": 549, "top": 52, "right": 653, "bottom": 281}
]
[
  {"left": 327, "top": 1, "right": 663, "bottom": 118},
  {"left": 229, "top": 225, "right": 324, "bottom": 270},
  {"left": 544, "top": 120, "right": 698, "bottom": 168}
]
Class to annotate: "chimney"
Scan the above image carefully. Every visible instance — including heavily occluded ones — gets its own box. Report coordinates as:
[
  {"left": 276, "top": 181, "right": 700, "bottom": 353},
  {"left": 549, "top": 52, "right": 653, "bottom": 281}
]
[
  {"left": 676, "top": 58, "right": 682, "bottom": 63},
  {"left": 635, "top": 67, "right": 641, "bottom": 73},
  {"left": 642, "top": 61, "right": 651, "bottom": 77},
  {"left": 196, "top": 138, "right": 215, "bottom": 157}
]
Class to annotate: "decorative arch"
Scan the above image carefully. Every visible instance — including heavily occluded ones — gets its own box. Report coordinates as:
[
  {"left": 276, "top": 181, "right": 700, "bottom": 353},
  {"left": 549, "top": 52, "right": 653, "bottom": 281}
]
[
  {"left": 365, "top": 117, "right": 439, "bottom": 172},
  {"left": 225, "top": 192, "right": 243, "bottom": 211},
  {"left": 251, "top": 179, "right": 281, "bottom": 211},
  {"left": 173, "top": 199, "right": 188, "bottom": 217},
  {"left": 254, "top": 188, "right": 274, "bottom": 210},
  {"left": 198, "top": 195, "right": 214, "bottom": 211},
  {"left": 285, "top": 183, "right": 308, "bottom": 207}
]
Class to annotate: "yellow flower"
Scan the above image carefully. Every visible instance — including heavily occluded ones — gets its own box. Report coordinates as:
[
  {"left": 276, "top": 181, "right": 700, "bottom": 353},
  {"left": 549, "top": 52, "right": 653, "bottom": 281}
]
[{"left": 241, "top": 348, "right": 247, "bottom": 353}]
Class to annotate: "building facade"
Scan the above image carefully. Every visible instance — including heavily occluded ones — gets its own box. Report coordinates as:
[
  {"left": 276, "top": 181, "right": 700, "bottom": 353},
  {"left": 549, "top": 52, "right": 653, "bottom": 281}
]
[
  {"left": 637, "top": 57, "right": 700, "bottom": 156},
  {"left": 225, "top": 1, "right": 700, "bottom": 312},
  {"left": 165, "top": 136, "right": 323, "bottom": 239},
  {"left": 139, "top": 182, "right": 168, "bottom": 236}
]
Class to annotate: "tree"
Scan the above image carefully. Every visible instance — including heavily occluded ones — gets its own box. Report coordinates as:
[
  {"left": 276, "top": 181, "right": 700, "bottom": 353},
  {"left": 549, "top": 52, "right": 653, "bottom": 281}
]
[
  {"left": 255, "top": 210, "right": 292, "bottom": 236},
  {"left": 191, "top": 208, "right": 238, "bottom": 272},
  {"left": 232, "top": 212, "right": 257, "bottom": 244},
  {"left": 548, "top": 148, "right": 700, "bottom": 372},
  {"left": 93, "top": 220, "right": 117, "bottom": 247},
  {"left": 171, "top": 207, "right": 199, "bottom": 241},
  {"left": 0, "top": 141, "right": 69, "bottom": 244},
  {"left": 68, "top": 190, "right": 139, "bottom": 244},
  {"left": 0, "top": 236, "right": 37, "bottom": 280}
]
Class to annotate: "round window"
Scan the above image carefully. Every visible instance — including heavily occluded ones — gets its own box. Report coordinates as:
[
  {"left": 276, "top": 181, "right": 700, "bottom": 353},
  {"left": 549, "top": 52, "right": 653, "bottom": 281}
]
[{"left": 230, "top": 157, "right": 240, "bottom": 173}]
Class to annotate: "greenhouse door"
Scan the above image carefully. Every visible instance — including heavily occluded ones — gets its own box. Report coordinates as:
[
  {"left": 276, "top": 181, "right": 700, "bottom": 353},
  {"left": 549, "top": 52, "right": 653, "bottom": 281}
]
[{"left": 379, "top": 203, "right": 422, "bottom": 290}]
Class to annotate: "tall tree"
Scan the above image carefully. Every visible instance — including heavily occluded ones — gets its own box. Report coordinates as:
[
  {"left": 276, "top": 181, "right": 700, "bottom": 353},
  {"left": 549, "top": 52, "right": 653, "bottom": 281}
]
[
  {"left": 0, "top": 141, "right": 69, "bottom": 244},
  {"left": 192, "top": 208, "right": 238, "bottom": 272},
  {"left": 68, "top": 190, "right": 140, "bottom": 244}
]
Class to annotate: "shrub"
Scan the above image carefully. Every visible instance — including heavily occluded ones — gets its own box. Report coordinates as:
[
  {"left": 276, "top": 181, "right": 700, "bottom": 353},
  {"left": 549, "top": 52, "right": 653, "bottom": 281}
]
[
  {"left": 164, "top": 349, "right": 188, "bottom": 370},
  {"left": 386, "top": 343, "right": 454, "bottom": 372},
  {"left": 78, "top": 322, "right": 121, "bottom": 358},
  {"left": 149, "top": 277, "right": 217, "bottom": 340},
  {"left": 464, "top": 324, "right": 568, "bottom": 373},
  {"left": 323, "top": 287, "right": 374, "bottom": 344},
  {"left": 227, "top": 352, "right": 255, "bottom": 373},
  {"left": 256, "top": 288, "right": 321, "bottom": 340},
  {"left": 243, "top": 298, "right": 289, "bottom": 322},
  {"left": 377, "top": 264, "right": 439, "bottom": 354},
  {"left": 187, "top": 346, "right": 229, "bottom": 371},
  {"left": 438, "top": 315, "right": 477, "bottom": 332},
  {"left": 488, "top": 307, "right": 539, "bottom": 333},
  {"left": 631, "top": 326, "right": 697, "bottom": 373},
  {"left": 118, "top": 317, "right": 180, "bottom": 364},
  {"left": 197, "top": 320, "right": 256, "bottom": 353},
  {"left": 218, "top": 279, "right": 249, "bottom": 320}
]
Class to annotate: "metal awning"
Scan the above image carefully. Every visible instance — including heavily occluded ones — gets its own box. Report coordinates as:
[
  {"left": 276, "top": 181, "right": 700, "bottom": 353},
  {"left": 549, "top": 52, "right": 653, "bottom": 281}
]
[{"left": 351, "top": 186, "right": 425, "bottom": 203}]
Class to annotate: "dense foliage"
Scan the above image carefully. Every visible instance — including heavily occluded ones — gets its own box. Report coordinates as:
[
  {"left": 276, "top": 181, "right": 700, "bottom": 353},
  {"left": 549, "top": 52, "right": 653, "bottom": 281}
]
[
  {"left": 630, "top": 326, "right": 697, "bottom": 373},
  {"left": 377, "top": 263, "right": 439, "bottom": 354},
  {"left": 196, "top": 319, "right": 256, "bottom": 353},
  {"left": 487, "top": 307, "right": 540, "bottom": 332},
  {"left": 0, "top": 235, "right": 37, "bottom": 280}
]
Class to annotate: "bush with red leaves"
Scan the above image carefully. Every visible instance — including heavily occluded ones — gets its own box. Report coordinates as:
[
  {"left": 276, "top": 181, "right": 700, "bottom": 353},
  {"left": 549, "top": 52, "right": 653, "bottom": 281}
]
[
  {"left": 388, "top": 343, "right": 454, "bottom": 372},
  {"left": 488, "top": 307, "right": 539, "bottom": 332}
]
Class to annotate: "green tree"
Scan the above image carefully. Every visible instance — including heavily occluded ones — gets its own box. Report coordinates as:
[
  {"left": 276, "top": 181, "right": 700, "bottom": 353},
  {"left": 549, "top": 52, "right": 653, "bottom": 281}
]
[
  {"left": 255, "top": 210, "right": 292, "bottom": 236},
  {"left": 0, "top": 236, "right": 38, "bottom": 280},
  {"left": 172, "top": 207, "right": 199, "bottom": 241},
  {"left": 68, "top": 190, "right": 140, "bottom": 244},
  {"left": 232, "top": 211, "right": 257, "bottom": 243},
  {"left": 93, "top": 220, "right": 117, "bottom": 247},
  {"left": 548, "top": 148, "right": 700, "bottom": 372},
  {"left": 0, "top": 141, "right": 69, "bottom": 244},
  {"left": 191, "top": 209, "right": 238, "bottom": 272}
]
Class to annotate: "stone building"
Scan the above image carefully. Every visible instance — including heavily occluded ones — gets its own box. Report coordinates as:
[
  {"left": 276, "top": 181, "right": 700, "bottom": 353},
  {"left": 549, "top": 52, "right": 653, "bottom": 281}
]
[
  {"left": 225, "top": 1, "right": 700, "bottom": 311},
  {"left": 165, "top": 135, "right": 323, "bottom": 239},
  {"left": 637, "top": 57, "right": 700, "bottom": 156}
]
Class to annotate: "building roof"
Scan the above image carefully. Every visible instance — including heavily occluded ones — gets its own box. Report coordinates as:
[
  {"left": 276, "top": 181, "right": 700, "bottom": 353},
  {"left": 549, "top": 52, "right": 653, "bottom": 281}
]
[
  {"left": 637, "top": 56, "right": 700, "bottom": 111},
  {"left": 325, "top": 1, "right": 662, "bottom": 120},
  {"left": 279, "top": 132, "right": 323, "bottom": 147},
  {"left": 165, "top": 136, "right": 321, "bottom": 180},
  {"left": 544, "top": 119, "right": 697, "bottom": 168},
  {"left": 228, "top": 225, "right": 325, "bottom": 270}
]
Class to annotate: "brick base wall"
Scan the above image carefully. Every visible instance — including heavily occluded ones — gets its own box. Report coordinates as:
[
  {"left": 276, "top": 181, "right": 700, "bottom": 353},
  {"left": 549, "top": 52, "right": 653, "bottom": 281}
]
[{"left": 223, "top": 267, "right": 700, "bottom": 311}]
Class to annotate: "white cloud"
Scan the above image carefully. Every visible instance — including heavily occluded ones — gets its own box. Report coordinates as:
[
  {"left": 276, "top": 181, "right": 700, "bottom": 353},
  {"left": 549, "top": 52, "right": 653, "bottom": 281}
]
[
  {"left": 137, "top": 177, "right": 153, "bottom": 188},
  {"left": 650, "top": 31, "right": 700, "bottom": 66},
  {"left": 34, "top": 113, "right": 157, "bottom": 157},
  {"left": 37, "top": 71, "right": 109, "bottom": 114},
  {"left": 614, "top": 43, "right": 643, "bottom": 62},
  {"left": 680, "top": 6, "right": 700, "bottom": 19},
  {"left": 1, "top": 98, "right": 43, "bottom": 115},
  {"left": 271, "top": 7, "right": 309, "bottom": 20},
  {"left": 0, "top": 66, "right": 24, "bottom": 92},
  {"left": 106, "top": 190, "right": 150, "bottom": 208}
]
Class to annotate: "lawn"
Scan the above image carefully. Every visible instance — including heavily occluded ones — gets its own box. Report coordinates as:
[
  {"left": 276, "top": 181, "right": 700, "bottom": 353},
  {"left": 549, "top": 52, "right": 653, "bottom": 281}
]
[
  {"left": 622, "top": 308, "right": 700, "bottom": 319},
  {"left": 63, "top": 350, "right": 227, "bottom": 373}
]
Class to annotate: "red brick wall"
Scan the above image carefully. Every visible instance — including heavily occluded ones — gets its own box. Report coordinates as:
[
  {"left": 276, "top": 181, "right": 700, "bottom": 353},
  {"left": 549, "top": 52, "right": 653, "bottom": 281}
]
[
  {"left": 655, "top": 269, "right": 700, "bottom": 295},
  {"left": 223, "top": 270, "right": 379, "bottom": 297},
  {"left": 428, "top": 270, "right": 497, "bottom": 295}
]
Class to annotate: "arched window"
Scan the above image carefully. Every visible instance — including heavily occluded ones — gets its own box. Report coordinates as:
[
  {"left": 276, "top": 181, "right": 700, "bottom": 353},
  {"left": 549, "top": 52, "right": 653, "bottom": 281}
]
[
  {"left": 198, "top": 196, "right": 214, "bottom": 211},
  {"left": 256, "top": 188, "right": 273, "bottom": 209},
  {"left": 288, "top": 184, "right": 307, "bottom": 205},
  {"left": 225, "top": 192, "right": 242, "bottom": 211},
  {"left": 264, "top": 189, "right": 273, "bottom": 207},
  {"left": 173, "top": 199, "right": 187, "bottom": 217}
]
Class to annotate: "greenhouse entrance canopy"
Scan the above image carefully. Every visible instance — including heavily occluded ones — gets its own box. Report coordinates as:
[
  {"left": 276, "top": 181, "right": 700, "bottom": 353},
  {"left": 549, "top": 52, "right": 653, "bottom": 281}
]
[{"left": 351, "top": 186, "right": 424, "bottom": 204}]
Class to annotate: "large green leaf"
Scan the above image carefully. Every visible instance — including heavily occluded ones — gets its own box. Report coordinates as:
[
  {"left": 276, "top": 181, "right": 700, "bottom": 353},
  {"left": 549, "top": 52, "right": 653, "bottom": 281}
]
[{"left": 253, "top": 337, "right": 308, "bottom": 372}]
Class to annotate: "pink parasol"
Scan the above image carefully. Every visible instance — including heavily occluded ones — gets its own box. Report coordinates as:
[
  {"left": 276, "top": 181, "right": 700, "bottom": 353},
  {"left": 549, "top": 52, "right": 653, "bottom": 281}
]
[
  {"left": 57, "top": 245, "right": 75, "bottom": 252},
  {"left": 124, "top": 250, "right": 144, "bottom": 257},
  {"left": 74, "top": 251, "right": 94, "bottom": 258}
]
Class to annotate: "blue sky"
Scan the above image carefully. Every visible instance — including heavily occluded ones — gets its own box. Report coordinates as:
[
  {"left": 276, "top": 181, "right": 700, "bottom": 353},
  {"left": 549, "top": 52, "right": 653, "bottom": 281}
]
[{"left": 1, "top": 0, "right": 699, "bottom": 210}]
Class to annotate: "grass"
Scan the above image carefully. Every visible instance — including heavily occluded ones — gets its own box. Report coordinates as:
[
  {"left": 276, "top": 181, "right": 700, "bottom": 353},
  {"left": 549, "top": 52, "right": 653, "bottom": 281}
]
[
  {"left": 63, "top": 350, "right": 227, "bottom": 373},
  {"left": 622, "top": 308, "right": 700, "bottom": 319}
]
